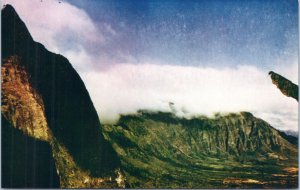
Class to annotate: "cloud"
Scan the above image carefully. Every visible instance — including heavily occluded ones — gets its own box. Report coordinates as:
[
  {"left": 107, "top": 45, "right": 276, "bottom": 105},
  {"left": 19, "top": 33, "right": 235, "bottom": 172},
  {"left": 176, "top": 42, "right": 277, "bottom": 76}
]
[
  {"left": 274, "top": 57, "right": 298, "bottom": 84},
  {"left": 3, "top": 0, "right": 298, "bottom": 132},
  {"left": 2, "top": 0, "right": 104, "bottom": 52},
  {"left": 81, "top": 63, "right": 298, "bottom": 131},
  {"left": 2, "top": 0, "right": 121, "bottom": 72}
]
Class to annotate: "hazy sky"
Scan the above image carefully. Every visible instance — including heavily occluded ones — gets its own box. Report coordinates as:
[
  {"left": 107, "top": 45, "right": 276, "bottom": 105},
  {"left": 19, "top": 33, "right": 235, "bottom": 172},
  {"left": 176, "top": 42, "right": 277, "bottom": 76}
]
[
  {"left": 3, "top": 0, "right": 298, "bottom": 131},
  {"left": 66, "top": 0, "right": 298, "bottom": 69}
]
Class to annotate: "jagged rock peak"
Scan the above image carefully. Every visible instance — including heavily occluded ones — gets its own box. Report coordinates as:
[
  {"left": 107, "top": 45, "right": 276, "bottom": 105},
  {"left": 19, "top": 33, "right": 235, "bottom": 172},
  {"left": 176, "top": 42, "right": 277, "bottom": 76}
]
[
  {"left": 269, "top": 71, "right": 298, "bottom": 101},
  {"left": 2, "top": 4, "right": 125, "bottom": 188}
]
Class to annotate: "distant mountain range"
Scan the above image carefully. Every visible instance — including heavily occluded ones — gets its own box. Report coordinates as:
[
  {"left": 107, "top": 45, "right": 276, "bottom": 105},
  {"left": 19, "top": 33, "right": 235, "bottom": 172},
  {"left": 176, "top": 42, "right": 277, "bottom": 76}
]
[
  {"left": 283, "top": 130, "right": 298, "bottom": 137},
  {"left": 1, "top": 4, "right": 298, "bottom": 189}
]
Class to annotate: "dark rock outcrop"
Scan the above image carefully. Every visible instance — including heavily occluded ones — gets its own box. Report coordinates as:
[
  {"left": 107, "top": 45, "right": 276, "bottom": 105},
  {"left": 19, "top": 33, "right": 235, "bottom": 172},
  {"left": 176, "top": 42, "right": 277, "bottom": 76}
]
[
  {"left": 2, "top": 116, "right": 60, "bottom": 188},
  {"left": 269, "top": 71, "right": 298, "bottom": 101},
  {"left": 2, "top": 4, "right": 123, "bottom": 188}
]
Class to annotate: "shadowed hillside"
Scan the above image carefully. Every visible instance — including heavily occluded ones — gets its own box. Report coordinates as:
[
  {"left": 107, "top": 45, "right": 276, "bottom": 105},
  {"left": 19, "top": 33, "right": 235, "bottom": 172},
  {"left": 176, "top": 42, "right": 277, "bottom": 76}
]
[{"left": 2, "top": 5, "right": 124, "bottom": 188}]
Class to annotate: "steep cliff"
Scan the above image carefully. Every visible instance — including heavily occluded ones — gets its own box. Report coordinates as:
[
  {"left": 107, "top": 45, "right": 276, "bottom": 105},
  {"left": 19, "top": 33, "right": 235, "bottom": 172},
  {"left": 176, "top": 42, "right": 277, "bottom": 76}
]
[
  {"left": 103, "top": 111, "right": 298, "bottom": 188},
  {"left": 269, "top": 71, "right": 298, "bottom": 101},
  {"left": 2, "top": 5, "right": 124, "bottom": 188},
  {"left": 2, "top": 115, "right": 60, "bottom": 188}
]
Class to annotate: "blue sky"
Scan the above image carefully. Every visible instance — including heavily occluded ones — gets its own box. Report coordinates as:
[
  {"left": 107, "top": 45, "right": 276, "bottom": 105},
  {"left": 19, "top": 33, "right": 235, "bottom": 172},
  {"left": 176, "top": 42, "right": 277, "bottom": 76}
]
[
  {"left": 4, "top": 0, "right": 299, "bottom": 131},
  {"left": 65, "top": 0, "right": 298, "bottom": 69}
]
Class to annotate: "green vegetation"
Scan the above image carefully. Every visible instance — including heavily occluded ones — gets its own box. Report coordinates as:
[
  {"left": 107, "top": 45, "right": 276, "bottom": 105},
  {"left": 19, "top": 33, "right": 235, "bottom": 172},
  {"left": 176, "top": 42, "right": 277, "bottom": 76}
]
[{"left": 103, "top": 111, "right": 298, "bottom": 188}]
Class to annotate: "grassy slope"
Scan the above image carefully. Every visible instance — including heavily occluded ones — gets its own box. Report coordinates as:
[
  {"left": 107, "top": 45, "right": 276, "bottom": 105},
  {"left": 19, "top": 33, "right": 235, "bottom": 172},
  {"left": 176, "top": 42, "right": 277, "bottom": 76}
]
[{"left": 103, "top": 111, "right": 298, "bottom": 188}]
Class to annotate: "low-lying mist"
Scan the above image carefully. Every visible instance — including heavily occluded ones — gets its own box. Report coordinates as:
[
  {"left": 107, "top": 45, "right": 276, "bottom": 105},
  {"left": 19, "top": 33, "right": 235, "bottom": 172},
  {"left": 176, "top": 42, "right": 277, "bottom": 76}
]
[{"left": 80, "top": 63, "right": 298, "bottom": 132}]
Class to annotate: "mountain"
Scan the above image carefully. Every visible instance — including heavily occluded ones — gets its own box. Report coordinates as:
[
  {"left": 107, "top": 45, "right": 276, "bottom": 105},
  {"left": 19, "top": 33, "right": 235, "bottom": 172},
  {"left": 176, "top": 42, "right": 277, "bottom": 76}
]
[
  {"left": 103, "top": 110, "right": 298, "bottom": 188},
  {"left": 283, "top": 130, "right": 298, "bottom": 138},
  {"left": 278, "top": 130, "right": 298, "bottom": 146},
  {"left": 2, "top": 4, "right": 298, "bottom": 189},
  {"left": 269, "top": 71, "right": 298, "bottom": 101},
  {"left": 2, "top": 115, "right": 60, "bottom": 188},
  {"left": 1, "top": 5, "right": 124, "bottom": 188}
]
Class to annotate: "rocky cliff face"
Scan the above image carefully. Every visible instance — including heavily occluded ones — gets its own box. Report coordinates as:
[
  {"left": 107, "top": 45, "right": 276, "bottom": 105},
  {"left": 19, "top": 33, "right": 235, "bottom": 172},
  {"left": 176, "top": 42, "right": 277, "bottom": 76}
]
[
  {"left": 2, "top": 56, "right": 51, "bottom": 142},
  {"left": 269, "top": 71, "right": 298, "bottom": 101},
  {"left": 2, "top": 5, "right": 124, "bottom": 188},
  {"left": 103, "top": 111, "right": 298, "bottom": 188},
  {"left": 2, "top": 115, "right": 60, "bottom": 188}
]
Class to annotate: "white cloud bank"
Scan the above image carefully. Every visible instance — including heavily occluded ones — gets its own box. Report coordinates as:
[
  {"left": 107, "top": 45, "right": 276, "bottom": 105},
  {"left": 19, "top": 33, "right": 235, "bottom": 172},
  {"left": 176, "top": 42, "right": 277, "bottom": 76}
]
[
  {"left": 3, "top": 0, "right": 103, "bottom": 51},
  {"left": 81, "top": 63, "right": 298, "bottom": 131},
  {"left": 3, "top": 0, "right": 298, "bottom": 132}
]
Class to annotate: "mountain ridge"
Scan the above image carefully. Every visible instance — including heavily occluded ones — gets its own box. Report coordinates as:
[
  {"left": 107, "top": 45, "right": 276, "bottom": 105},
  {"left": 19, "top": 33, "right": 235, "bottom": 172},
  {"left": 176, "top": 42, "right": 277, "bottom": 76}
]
[
  {"left": 2, "top": 4, "right": 124, "bottom": 188},
  {"left": 103, "top": 110, "right": 298, "bottom": 188},
  {"left": 1, "top": 4, "right": 298, "bottom": 189}
]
